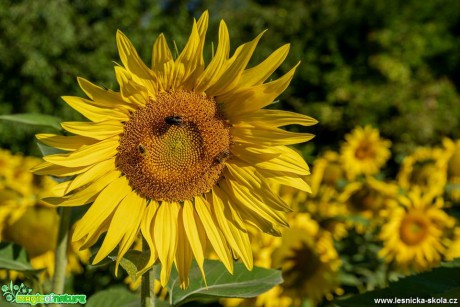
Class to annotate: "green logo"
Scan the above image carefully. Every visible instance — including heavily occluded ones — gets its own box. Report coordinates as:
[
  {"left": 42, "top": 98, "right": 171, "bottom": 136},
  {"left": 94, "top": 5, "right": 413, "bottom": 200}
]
[{"left": 1, "top": 282, "right": 86, "bottom": 305}]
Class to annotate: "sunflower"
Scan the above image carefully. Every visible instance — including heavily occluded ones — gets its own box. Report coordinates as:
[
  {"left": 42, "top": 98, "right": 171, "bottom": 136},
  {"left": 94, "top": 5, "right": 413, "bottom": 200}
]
[
  {"left": 445, "top": 227, "right": 460, "bottom": 261},
  {"left": 310, "top": 150, "right": 345, "bottom": 195},
  {"left": 340, "top": 126, "right": 391, "bottom": 180},
  {"left": 338, "top": 176, "right": 399, "bottom": 232},
  {"left": 443, "top": 138, "right": 460, "bottom": 202},
  {"left": 397, "top": 146, "right": 448, "bottom": 197},
  {"left": 0, "top": 151, "right": 89, "bottom": 281},
  {"left": 32, "top": 11, "right": 316, "bottom": 288},
  {"left": 378, "top": 189, "right": 455, "bottom": 272},
  {"left": 269, "top": 213, "right": 342, "bottom": 306}
]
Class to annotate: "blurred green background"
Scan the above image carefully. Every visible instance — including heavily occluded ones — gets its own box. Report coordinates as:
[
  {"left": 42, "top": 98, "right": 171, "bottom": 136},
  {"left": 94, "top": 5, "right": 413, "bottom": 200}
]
[{"left": 1, "top": 0, "right": 460, "bottom": 157}]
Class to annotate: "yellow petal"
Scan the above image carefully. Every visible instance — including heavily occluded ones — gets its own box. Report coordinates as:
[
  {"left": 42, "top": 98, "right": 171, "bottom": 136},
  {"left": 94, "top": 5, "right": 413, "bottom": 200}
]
[
  {"left": 194, "top": 196, "right": 233, "bottom": 273},
  {"left": 238, "top": 44, "right": 290, "bottom": 87},
  {"left": 93, "top": 190, "right": 144, "bottom": 268},
  {"left": 225, "top": 163, "right": 291, "bottom": 212},
  {"left": 211, "top": 189, "right": 253, "bottom": 270},
  {"left": 61, "top": 121, "right": 123, "bottom": 140},
  {"left": 182, "top": 200, "right": 207, "bottom": 282},
  {"left": 195, "top": 20, "right": 230, "bottom": 92},
  {"left": 261, "top": 169, "right": 312, "bottom": 193},
  {"left": 181, "top": 11, "right": 209, "bottom": 89},
  {"left": 175, "top": 207, "right": 193, "bottom": 289},
  {"left": 114, "top": 66, "right": 150, "bottom": 107},
  {"left": 254, "top": 146, "right": 310, "bottom": 176},
  {"left": 232, "top": 109, "right": 318, "bottom": 128},
  {"left": 77, "top": 77, "right": 135, "bottom": 111},
  {"left": 154, "top": 201, "right": 180, "bottom": 286},
  {"left": 30, "top": 161, "right": 91, "bottom": 177},
  {"left": 62, "top": 96, "right": 129, "bottom": 122},
  {"left": 152, "top": 34, "right": 173, "bottom": 72},
  {"left": 141, "top": 200, "right": 159, "bottom": 269},
  {"left": 116, "top": 30, "right": 157, "bottom": 95},
  {"left": 232, "top": 126, "right": 314, "bottom": 146},
  {"left": 43, "top": 170, "right": 120, "bottom": 206},
  {"left": 67, "top": 158, "right": 116, "bottom": 193},
  {"left": 212, "top": 185, "right": 246, "bottom": 230},
  {"left": 220, "top": 181, "right": 282, "bottom": 236},
  {"left": 231, "top": 143, "right": 280, "bottom": 165},
  {"left": 116, "top": 194, "right": 146, "bottom": 274},
  {"left": 44, "top": 137, "right": 118, "bottom": 167},
  {"left": 206, "top": 31, "right": 265, "bottom": 96},
  {"left": 74, "top": 175, "right": 132, "bottom": 242},
  {"left": 223, "top": 179, "right": 288, "bottom": 228},
  {"left": 173, "top": 20, "right": 200, "bottom": 89},
  {"left": 220, "top": 62, "right": 299, "bottom": 116},
  {"left": 36, "top": 134, "right": 97, "bottom": 151}
]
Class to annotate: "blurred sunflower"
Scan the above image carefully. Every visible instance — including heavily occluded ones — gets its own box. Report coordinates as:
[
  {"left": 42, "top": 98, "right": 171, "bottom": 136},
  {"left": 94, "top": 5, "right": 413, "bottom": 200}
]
[
  {"left": 0, "top": 151, "right": 89, "bottom": 281},
  {"left": 268, "top": 214, "right": 342, "bottom": 306},
  {"left": 445, "top": 227, "right": 460, "bottom": 261},
  {"left": 397, "top": 146, "right": 448, "bottom": 196},
  {"left": 338, "top": 177, "right": 399, "bottom": 231},
  {"left": 378, "top": 189, "right": 455, "bottom": 272},
  {"left": 340, "top": 126, "right": 391, "bottom": 180},
  {"left": 443, "top": 138, "right": 460, "bottom": 202},
  {"left": 32, "top": 11, "right": 316, "bottom": 288},
  {"left": 310, "top": 150, "right": 345, "bottom": 195}
]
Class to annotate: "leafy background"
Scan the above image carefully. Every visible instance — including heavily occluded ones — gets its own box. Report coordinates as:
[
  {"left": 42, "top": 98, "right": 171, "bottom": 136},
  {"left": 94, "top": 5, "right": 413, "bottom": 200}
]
[{"left": 2, "top": 0, "right": 459, "bottom": 157}]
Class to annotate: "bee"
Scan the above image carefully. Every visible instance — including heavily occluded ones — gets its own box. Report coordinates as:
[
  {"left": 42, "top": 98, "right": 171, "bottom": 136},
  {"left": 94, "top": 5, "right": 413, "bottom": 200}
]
[
  {"left": 214, "top": 150, "right": 230, "bottom": 164},
  {"left": 138, "top": 144, "right": 146, "bottom": 155},
  {"left": 165, "top": 116, "right": 183, "bottom": 126}
]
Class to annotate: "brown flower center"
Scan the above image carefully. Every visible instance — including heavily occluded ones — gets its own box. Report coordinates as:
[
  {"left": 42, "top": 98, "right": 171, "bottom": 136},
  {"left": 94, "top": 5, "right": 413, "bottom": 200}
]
[
  {"left": 277, "top": 241, "right": 321, "bottom": 288},
  {"left": 399, "top": 212, "right": 430, "bottom": 246},
  {"left": 116, "top": 90, "right": 231, "bottom": 202},
  {"left": 355, "top": 142, "right": 374, "bottom": 160}
]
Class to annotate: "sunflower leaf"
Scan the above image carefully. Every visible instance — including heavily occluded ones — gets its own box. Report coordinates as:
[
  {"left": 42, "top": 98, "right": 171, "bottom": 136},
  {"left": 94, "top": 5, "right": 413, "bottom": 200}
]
[
  {"left": 335, "top": 266, "right": 460, "bottom": 306},
  {"left": 85, "top": 287, "right": 139, "bottom": 307},
  {"left": 0, "top": 243, "right": 43, "bottom": 275},
  {"left": 167, "top": 260, "right": 283, "bottom": 305},
  {"left": 107, "top": 250, "right": 151, "bottom": 282},
  {"left": 0, "top": 113, "right": 62, "bottom": 131}
]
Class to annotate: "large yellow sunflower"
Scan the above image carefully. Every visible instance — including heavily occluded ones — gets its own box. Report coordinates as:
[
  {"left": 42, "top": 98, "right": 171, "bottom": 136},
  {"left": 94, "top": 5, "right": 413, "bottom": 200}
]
[
  {"left": 378, "top": 189, "right": 455, "bottom": 272},
  {"left": 340, "top": 126, "right": 391, "bottom": 180},
  {"left": 32, "top": 12, "right": 316, "bottom": 288}
]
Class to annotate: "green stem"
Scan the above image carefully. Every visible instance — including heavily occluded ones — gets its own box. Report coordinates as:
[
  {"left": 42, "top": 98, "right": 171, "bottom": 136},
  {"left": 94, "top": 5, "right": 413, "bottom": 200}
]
[
  {"left": 141, "top": 239, "right": 155, "bottom": 307},
  {"left": 52, "top": 207, "right": 72, "bottom": 296}
]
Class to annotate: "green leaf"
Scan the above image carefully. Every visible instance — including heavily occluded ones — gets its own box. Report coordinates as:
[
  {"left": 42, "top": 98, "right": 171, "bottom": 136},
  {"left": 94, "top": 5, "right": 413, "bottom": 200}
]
[
  {"left": 107, "top": 250, "right": 151, "bottom": 282},
  {"left": 168, "top": 260, "right": 283, "bottom": 306},
  {"left": 0, "top": 113, "right": 62, "bottom": 131},
  {"left": 0, "top": 243, "right": 42, "bottom": 275},
  {"left": 85, "top": 287, "right": 139, "bottom": 307},
  {"left": 335, "top": 266, "right": 460, "bottom": 306}
]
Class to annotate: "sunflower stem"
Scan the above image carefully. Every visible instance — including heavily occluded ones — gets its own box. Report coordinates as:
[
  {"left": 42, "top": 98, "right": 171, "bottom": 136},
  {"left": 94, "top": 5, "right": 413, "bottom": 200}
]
[
  {"left": 52, "top": 207, "right": 71, "bottom": 296},
  {"left": 141, "top": 239, "right": 155, "bottom": 307}
]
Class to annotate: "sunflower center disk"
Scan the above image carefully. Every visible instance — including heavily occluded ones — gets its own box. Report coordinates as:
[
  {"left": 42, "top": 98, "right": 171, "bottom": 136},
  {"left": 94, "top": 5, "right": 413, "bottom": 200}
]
[
  {"left": 116, "top": 90, "right": 231, "bottom": 202},
  {"left": 399, "top": 213, "right": 429, "bottom": 246}
]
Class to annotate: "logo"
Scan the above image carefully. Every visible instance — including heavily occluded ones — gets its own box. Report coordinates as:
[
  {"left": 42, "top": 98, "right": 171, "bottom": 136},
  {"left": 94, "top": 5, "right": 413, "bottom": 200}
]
[{"left": 2, "top": 282, "right": 86, "bottom": 305}]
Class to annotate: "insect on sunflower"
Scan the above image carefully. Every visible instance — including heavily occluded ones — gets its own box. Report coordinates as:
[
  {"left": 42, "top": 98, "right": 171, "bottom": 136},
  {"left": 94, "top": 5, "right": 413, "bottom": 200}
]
[{"left": 32, "top": 11, "right": 317, "bottom": 288}]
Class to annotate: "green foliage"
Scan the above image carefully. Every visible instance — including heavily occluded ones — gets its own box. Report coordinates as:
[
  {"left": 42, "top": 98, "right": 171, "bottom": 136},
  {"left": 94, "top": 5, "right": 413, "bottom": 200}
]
[
  {"left": 166, "top": 260, "right": 283, "bottom": 305},
  {"left": 0, "top": 243, "right": 42, "bottom": 276},
  {"left": 336, "top": 265, "right": 460, "bottom": 306},
  {"left": 0, "top": 113, "right": 62, "bottom": 131},
  {"left": 86, "top": 287, "right": 139, "bottom": 307},
  {"left": 1, "top": 0, "right": 459, "bottom": 156}
]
